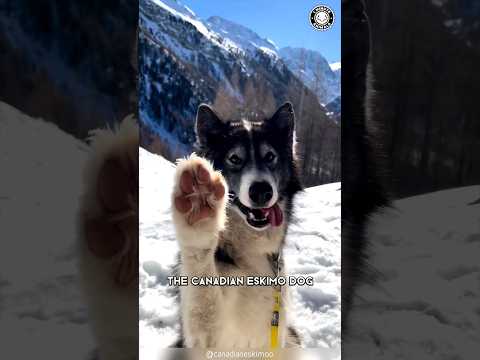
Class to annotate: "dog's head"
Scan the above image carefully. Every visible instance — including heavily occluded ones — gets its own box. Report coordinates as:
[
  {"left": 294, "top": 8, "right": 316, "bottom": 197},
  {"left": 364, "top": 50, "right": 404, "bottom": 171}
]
[{"left": 195, "top": 102, "right": 302, "bottom": 231}]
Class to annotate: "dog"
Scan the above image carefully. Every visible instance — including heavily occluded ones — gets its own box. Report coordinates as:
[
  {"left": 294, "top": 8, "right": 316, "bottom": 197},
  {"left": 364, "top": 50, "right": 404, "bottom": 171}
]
[{"left": 171, "top": 102, "right": 303, "bottom": 348}]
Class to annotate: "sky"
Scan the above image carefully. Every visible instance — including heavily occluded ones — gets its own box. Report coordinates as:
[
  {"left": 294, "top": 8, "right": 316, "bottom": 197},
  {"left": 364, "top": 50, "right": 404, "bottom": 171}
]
[{"left": 180, "top": 0, "right": 341, "bottom": 63}]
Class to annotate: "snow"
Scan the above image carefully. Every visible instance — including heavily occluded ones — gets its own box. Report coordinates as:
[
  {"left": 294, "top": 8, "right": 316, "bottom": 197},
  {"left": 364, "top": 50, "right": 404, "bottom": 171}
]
[
  {"left": 258, "top": 46, "right": 278, "bottom": 58},
  {"left": 140, "top": 15, "right": 196, "bottom": 63},
  {"left": 206, "top": 16, "right": 279, "bottom": 57},
  {"left": 0, "top": 102, "right": 94, "bottom": 359},
  {"left": 143, "top": 0, "right": 243, "bottom": 56},
  {"left": 267, "top": 38, "right": 279, "bottom": 49},
  {"left": 151, "top": 0, "right": 212, "bottom": 42},
  {"left": 139, "top": 148, "right": 341, "bottom": 357},
  {"left": 138, "top": 146, "right": 480, "bottom": 359},
  {"left": 1, "top": 101, "right": 478, "bottom": 359},
  {"left": 183, "top": 5, "right": 195, "bottom": 17},
  {"left": 329, "top": 62, "right": 341, "bottom": 71},
  {"left": 279, "top": 47, "right": 340, "bottom": 104},
  {"left": 347, "top": 185, "right": 480, "bottom": 358}
]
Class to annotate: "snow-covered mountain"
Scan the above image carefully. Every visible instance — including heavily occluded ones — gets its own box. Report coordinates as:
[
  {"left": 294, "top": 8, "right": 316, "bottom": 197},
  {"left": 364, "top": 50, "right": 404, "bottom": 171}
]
[
  {"left": 138, "top": 147, "right": 341, "bottom": 356},
  {"left": 205, "top": 16, "right": 279, "bottom": 58},
  {"left": 326, "top": 63, "right": 341, "bottom": 121},
  {"left": 139, "top": 0, "right": 340, "bottom": 186},
  {"left": 279, "top": 47, "right": 341, "bottom": 105},
  {"left": 330, "top": 62, "right": 341, "bottom": 72}
]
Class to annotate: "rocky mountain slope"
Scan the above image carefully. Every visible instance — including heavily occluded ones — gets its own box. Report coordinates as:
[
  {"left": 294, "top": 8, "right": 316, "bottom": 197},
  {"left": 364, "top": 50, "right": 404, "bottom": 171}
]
[
  {"left": 139, "top": 0, "right": 340, "bottom": 185},
  {"left": 279, "top": 47, "right": 340, "bottom": 105}
]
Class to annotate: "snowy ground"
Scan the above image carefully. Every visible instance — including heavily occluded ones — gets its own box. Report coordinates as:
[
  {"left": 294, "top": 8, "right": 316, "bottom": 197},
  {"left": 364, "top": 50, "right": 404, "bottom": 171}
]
[
  {"left": 1, "top": 102, "right": 478, "bottom": 359},
  {"left": 139, "top": 148, "right": 342, "bottom": 358},
  {"left": 347, "top": 185, "right": 480, "bottom": 358},
  {"left": 0, "top": 102, "right": 94, "bottom": 359}
]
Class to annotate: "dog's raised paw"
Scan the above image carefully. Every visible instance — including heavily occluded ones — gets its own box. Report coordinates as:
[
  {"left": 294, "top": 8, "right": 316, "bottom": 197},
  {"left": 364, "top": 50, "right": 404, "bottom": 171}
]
[{"left": 173, "top": 154, "right": 227, "bottom": 227}]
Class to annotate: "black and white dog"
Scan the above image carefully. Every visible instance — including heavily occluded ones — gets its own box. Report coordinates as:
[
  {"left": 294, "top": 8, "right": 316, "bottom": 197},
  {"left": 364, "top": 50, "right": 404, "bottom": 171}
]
[{"left": 171, "top": 102, "right": 303, "bottom": 348}]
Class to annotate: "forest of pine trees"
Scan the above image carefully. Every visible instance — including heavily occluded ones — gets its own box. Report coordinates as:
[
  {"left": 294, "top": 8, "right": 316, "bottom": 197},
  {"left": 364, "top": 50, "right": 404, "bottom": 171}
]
[{"left": 365, "top": 0, "right": 480, "bottom": 198}]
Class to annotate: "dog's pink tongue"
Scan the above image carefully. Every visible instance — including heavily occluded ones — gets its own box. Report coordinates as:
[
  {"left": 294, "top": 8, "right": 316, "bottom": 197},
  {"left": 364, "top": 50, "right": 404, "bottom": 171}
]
[{"left": 262, "top": 204, "right": 283, "bottom": 227}]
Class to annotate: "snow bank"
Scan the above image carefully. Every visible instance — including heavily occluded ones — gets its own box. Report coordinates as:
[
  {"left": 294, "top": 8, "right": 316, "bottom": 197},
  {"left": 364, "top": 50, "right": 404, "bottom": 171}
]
[
  {"left": 347, "top": 185, "right": 480, "bottom": 358},
  {"left": 0, "top": 102, "right": 94, "bottom": 359}
]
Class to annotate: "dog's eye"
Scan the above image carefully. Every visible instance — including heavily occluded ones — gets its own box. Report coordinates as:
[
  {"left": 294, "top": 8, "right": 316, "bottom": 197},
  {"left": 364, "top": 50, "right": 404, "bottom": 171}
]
[
  {"left": 228, "top": 154, "right": 243, "bottom": 165},
  {"left": 264, "top": 151, "right": 276, "bottom": 163}
]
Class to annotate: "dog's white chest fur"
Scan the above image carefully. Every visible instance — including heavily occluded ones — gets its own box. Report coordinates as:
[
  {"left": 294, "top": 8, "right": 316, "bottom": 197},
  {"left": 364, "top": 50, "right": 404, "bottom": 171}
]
[{"left": 180, "top": 251, "right": 288, "bottom": 348}]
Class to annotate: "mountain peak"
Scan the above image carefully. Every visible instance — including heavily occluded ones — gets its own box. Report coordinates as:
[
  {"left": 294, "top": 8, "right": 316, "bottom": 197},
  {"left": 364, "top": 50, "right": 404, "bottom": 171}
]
[
  {"left": 329, "top": 62, "right": 341, "bottom": 72},
  {"left": 279, "top": 47, "right": 331, "bottom": 69},
  {"left": 278, "top": 47, "right": 340, "bottom": 104},
  {"left": 205, "top": 16, "right": 278, "bottom": 56},
  {"left": 151, "top": 0, "right": 196, "bottom": 19}
]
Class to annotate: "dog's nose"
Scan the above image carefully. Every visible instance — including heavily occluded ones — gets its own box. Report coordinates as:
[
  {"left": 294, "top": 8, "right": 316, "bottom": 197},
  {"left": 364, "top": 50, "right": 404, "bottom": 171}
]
[{"left": 249, "top": 181, "right": 273, "bottom": 206}]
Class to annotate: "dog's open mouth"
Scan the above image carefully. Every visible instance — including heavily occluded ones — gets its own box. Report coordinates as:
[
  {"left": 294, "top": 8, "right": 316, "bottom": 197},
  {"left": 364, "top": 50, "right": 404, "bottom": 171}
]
[{"left": 233, "top": 197, "right": 283, "bottom": 229}]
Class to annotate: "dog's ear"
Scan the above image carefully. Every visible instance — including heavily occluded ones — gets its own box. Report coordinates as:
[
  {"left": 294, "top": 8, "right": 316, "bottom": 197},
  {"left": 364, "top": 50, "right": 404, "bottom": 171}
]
[
  {"left": 195, "top": 104, "right": 226, "bottom": 146},
  {"left": 266, "top": 102, "right": 295, "bottom": 141}
]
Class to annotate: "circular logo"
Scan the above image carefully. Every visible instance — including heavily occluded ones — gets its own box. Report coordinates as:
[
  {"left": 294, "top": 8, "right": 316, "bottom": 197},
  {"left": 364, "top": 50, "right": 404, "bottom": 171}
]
[{"left": 310, "top": 5, "right": 335, "bottom": 31}]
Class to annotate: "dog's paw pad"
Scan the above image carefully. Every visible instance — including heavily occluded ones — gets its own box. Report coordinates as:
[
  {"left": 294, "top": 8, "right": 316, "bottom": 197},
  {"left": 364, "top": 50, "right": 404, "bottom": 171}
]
[
  {"left": 84, "top": 145, "right": 139, "bottom": 287},
  {"left": 174, "top": 157, "right": 226, "bottom": 226}
]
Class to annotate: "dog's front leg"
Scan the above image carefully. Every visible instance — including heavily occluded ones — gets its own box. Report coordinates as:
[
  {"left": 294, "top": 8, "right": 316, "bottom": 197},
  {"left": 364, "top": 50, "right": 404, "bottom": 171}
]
[{"left": 171, "top": 154, "right": 228, "bottom": 347}]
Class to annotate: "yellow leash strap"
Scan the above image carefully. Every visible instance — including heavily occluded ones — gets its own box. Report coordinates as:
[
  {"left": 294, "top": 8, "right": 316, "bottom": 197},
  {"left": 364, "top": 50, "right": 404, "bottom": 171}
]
[
  {"left": 270, "top": 289, "right": 281, "bottom": 348},
  {"left": 270, "top": 252, "right": 282, "bottom": 350}
]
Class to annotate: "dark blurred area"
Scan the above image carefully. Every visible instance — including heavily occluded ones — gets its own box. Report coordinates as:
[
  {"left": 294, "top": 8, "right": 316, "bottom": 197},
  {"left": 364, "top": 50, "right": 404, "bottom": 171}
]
[
  {"left": 342, "top": 0, "right": 480, "bottom": 358},
  {"left": 0, "top": 1, "right": 138, "bottom": 359},
  {"left": 0, "top": 0, "right": 137, "bottom": 138},
  {"left": 365, "top": 0, "right": 480, "bottom": 198}
]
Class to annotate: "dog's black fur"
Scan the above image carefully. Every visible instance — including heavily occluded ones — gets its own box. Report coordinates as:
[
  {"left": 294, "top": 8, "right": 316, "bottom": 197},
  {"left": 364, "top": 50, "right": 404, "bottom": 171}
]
[
  {"left": 342, "top": 0, "right": 390, "bottom": 335},
  {"left": 193, "top": 102, "right": 303, "bottom": 221}
]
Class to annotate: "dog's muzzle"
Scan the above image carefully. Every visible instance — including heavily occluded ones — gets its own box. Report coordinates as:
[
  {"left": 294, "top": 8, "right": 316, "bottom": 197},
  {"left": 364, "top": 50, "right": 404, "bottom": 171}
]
[{"left": 232, "top": 196, "right": 283, "bottom": 229}]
